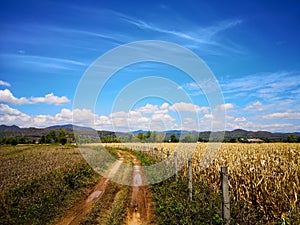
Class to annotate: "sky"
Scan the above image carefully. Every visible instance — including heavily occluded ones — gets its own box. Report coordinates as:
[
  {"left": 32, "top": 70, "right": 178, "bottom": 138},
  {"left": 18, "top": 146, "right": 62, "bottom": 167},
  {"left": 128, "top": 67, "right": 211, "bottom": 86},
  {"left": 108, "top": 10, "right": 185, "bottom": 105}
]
[{"left": 0, "top": 0, "right": 299, "bottom": 132}]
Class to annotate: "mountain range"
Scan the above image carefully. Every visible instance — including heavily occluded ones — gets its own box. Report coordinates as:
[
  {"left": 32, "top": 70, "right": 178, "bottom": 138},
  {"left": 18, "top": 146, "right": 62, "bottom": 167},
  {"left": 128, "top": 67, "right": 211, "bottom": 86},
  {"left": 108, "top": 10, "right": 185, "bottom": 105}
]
[{"left": 0, "top": 124, "right": 299, "bottom": 142}]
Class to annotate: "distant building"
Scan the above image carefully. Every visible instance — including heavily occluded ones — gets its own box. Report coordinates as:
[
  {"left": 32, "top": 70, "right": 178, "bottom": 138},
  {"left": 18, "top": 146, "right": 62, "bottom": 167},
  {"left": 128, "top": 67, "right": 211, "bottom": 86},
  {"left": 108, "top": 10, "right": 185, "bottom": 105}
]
[{"left": 247, "top": 138, "right": 264, "bottom": 143}]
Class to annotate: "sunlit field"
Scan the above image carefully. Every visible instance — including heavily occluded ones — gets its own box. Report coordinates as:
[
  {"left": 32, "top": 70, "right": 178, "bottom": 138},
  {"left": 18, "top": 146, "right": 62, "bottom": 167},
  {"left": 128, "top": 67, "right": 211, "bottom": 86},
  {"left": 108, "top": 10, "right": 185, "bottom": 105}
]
[{"left": 104, "top": 142, "right": 300, "bottom": 222}]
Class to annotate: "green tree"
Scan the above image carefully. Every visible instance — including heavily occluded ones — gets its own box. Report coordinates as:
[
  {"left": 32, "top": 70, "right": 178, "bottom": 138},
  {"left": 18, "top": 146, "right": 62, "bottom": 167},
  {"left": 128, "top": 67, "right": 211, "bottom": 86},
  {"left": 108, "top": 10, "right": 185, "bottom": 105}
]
[
  {"left": 285, "top": 134, "right": 297, "bottom": 143},
  {"left": 182, "top": 135, "right": 197, "bottom": 143},
  {"left": 136, "top": 132, "right": 145, "bottom": 141},
  {"left": 58, "top": 128, "right": 67, "bottom": 145},
  {"left": 68, "top": 132, "right": 75, "bottom": 143},
  {"left": 19, "top": 136, "right": 26, "bottom": 144},
  {"left": 11, "top": 138, "right": 18, "bottom": 146},
  {"left": 170, "top": 134, "right": 179, "bottom": 143},
  {"left": 46, "top": 130, "right": 57, "bottom": 143},
  {"left": 145, "top": 131, "right": 151, "bottom": 140},
  {"left": 40, "top": 135, "right": 46, "bottom": 144}
]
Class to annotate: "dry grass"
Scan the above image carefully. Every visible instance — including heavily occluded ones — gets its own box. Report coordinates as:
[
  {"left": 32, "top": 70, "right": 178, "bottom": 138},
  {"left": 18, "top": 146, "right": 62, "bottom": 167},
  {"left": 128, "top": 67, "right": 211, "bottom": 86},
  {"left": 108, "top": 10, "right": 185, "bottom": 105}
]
[
  {"left": 104, "top": 142, "right": 300, "bottom": 222},
  {"left": 0, "top": 144, "right": 83, "bottom": 193}
]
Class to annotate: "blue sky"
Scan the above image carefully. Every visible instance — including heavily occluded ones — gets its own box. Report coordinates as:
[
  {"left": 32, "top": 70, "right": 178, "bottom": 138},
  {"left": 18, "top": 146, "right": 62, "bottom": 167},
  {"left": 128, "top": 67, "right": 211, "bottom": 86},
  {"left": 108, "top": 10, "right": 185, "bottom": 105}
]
[{"left": 0, "top": 0, "right": 299, "bottom": 132}]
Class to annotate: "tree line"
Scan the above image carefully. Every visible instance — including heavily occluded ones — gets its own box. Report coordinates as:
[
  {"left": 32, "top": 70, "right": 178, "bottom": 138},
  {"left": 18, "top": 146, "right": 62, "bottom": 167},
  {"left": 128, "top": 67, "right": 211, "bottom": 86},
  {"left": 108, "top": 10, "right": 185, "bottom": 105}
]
[
  {"left": 0, "top": 128, "right": 73, "bottom": 145},
  {"left": 1, "top": 130, "right": 299, "bottom": 145}
]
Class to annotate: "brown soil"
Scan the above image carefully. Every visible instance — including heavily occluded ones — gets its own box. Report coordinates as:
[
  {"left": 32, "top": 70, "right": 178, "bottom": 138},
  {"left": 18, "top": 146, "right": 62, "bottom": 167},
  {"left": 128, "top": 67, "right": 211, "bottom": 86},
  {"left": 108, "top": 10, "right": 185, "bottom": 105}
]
[
  {"left": 54, "top": 157, "right": 123, "bottom": 225},
  {"left": 54, "top": 150, "right": 156, "bottom": 225},
  {"left": 125, "top": 154, "right": 156, "bottom": 225}
]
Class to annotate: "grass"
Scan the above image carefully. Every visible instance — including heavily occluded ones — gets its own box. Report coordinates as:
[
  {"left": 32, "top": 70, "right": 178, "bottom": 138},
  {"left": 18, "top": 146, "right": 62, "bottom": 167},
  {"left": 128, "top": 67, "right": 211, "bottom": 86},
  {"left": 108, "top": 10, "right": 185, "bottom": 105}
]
[
  {"left": 129, "top": 148, "right": 223, "bottom": 225},
  {"left": 106, "top": 143, "right": 300, "bottom": 224},
  {"left": 0, "top": 144, "right": 99, "bottom": 225},
  {"left": 152, "top": 177, "right": 223, "bottom": 225}
]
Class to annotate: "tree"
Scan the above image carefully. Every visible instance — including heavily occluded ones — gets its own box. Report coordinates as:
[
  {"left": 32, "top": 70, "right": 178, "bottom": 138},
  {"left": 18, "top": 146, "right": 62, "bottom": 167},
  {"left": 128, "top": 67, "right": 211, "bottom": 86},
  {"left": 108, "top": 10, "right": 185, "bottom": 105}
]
[
  {"left": 40, "top": 135, "right": 46, "bottom": 144},
  {"left": 136, "top": 132, "right": 145, "bottom": 141},
  {"left": 145, "top": 131, "right": 151, "bottom": 139},
  {"left": 170, "top": 134, "right": 179, "bottom": 143},
  {"left": 285, "top": 134, "right": 297, "bottom": 143},
  {"left": 11, "top": 138, "right": 18, "bottom": 146},
  {"left": 182, "top": 135, "right": 197, "bottom": 142},
  {"left": 46, "top": 130, "right": 57, "bottom": 143},
  {"left": 58, "top": 128, "right": 67, "bottom": 145},
  {"left": 19, "top": 136, "right": 26, "bottom": 144}
]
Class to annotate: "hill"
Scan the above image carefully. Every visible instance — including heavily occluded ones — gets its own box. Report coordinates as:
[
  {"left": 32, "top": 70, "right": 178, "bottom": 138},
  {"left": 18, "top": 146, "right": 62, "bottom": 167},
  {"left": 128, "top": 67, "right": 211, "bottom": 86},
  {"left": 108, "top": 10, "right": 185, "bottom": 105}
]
[{"left": 0, "top": 124, "right": 299, "bottom": 142}]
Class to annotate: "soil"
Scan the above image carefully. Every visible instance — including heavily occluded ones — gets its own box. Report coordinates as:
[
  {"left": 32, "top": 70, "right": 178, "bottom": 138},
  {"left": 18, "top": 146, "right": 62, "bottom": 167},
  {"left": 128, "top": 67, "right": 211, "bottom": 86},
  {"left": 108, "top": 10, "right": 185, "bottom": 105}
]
[
  {"left": 54, "top": 157, "right": 123, "bottom": 225},
  {"left": 54, "top": 150, "right": 156, "bottom": 225},
  {"left": 125, "top": 154, "right": 156, "bottom": 225}
]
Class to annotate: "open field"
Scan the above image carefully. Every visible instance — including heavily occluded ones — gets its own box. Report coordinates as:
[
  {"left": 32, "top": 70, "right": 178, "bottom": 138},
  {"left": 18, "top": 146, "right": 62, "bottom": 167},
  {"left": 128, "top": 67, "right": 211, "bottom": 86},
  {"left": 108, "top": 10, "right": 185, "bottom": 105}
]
[
  {"left": 1, "top": 143, "right": 299, "bottom": 224},
  {"left": 0, "top": 144, "right": 100, "bottom": 225},
  {"left": 0, "top": 144, "right": 156, "bottom": 225},
  {"left": 105, "top": 142, "right": 300, "bottom": 224}
]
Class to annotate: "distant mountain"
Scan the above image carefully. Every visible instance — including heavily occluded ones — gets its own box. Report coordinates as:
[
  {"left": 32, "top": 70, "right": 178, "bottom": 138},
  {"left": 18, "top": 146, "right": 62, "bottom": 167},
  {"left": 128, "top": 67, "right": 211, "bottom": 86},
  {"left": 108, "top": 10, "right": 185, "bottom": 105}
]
[
  {"left": 46, "top": 124, "right": 95, "bottom": 131},
  {"left": 223, "top": 129, "right": 293, "bottom": 141},
  {"left": 0, "top": 124, "right": 97, "bottom": 141},
  {"left": 0, "top": 125, "right": 299, "bottom": 142},
  {"left": 131, "top": 130, "right": 147, "bottom": 135},
  {"left": 0, "top": 125, "right": 46, "bottom": 140},
  {"left": 0, "top": 125, "right": 21, "bottom": 132}
]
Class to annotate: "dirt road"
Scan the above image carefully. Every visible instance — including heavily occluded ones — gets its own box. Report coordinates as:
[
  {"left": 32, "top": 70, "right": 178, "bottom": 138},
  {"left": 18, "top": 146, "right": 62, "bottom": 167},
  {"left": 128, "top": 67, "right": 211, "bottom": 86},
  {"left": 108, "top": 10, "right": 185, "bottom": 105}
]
[
  {"left": 55, "top": 156, "right": 123, "bottom": 225},
  {"left": 54, "top": 150, "right": 155, "bottom": 225},
  {"left": 125, "top": 154, "right": 155, "bottom": 225}
]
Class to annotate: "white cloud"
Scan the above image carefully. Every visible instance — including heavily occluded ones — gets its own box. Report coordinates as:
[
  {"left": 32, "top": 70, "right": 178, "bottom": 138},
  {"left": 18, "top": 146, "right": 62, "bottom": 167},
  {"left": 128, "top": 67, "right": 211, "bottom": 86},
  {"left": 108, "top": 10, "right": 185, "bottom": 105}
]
[
  {"left": 1, "top": 100, "right": 298, "bottom": 132},
  {"left": 218, "top": 103, "right": 234, "bottom": 110},
  {"left": 0, "top": 103, "right": 24, "bottom": 115},
  {"left": 263, "top": 111, "right": 300, "bottom": 120},
  {"left": 244, "top": 101, "right": 263, "bottom": 111},
  {"left": 136, "top": 103, "right": 159, "bottom": 114},
  {"left": 0, "top": 104, "right": 31, "bottom": 125},
  {"left": 160, "top": 103, "right": 169, "bottom": 110},
  {"left": 170, "top": 102, "right": 208, "bottom": 114},
  {"left": 0, "top": 89, "right": 30, "bottom": 104},
  {"left": 0, "top": 89, "right": 70, "bottom": 105},
  {"left": 234, "top": 117, "right": 247, "bottom": 122},
  {"left": 0, "top": 80, "right": 11, "bottom": 87},
  {"left": 31, "top": 93, "right": 70, "bottom": 105},
  {"left": 182, "top": 117, "right": 199, "bottom": 130}
]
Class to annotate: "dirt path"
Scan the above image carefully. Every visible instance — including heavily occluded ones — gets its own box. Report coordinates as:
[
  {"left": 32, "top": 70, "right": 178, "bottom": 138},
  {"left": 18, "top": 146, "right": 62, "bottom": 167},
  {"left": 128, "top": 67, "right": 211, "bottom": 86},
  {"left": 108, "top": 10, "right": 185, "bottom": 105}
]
[
  {"left": 54, "top": 150, "right": 155, "bottom": 225},
  {"left": 55, "top": 155, "right": 124, "bottom": 225},
  {"left": 125, "top": 154, "right": 155, "bottom": 225}
]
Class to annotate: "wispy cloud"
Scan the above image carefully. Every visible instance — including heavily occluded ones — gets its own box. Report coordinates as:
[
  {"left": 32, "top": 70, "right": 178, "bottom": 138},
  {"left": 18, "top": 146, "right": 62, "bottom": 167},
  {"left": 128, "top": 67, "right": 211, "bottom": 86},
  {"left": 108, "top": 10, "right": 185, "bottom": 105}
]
[
  {"left": 222, "top": 71, "right": 300, "bottom": 103},
  {"left": 263, "top": 111, "right": 300, "bottom": 120},
  {"left": 111, "top": 10, "right": 243, "bottom": 53},
  {"left": 243, "top": 101, "right": 263, "bottom": 111},
  {"left": 1, "top": 53, "right": 87, "bottom": 70},
  {"left": 118, "top": 14, "right": 210, "bottom": 44},
  {"left": 0, "top": 80, "right": 11, "bottom": 87},
  {"left": 41, "top": 25, "right": 125, "bottom": 45}
]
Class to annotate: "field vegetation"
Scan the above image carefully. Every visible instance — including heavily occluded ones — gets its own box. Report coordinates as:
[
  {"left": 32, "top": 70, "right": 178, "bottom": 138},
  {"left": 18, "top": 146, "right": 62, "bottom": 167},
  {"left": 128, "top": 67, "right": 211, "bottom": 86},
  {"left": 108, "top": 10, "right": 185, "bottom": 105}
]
[
  {"left": 0, "top": 144, "right": 99, "bottom": 225},
  {"left": 106, "top": 142, "right": 300, "bottom": 224}
]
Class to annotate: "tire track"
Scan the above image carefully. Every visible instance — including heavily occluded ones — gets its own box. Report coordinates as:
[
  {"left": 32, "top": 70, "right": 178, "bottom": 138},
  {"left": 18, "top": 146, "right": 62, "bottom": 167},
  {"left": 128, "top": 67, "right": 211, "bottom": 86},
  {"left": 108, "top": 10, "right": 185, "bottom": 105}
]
[
  {"left": 55, "top": 154, "right": 124, "bottom": 225},
  {"left": 125, "top": 154, "right": 155, "bottom": 225}
]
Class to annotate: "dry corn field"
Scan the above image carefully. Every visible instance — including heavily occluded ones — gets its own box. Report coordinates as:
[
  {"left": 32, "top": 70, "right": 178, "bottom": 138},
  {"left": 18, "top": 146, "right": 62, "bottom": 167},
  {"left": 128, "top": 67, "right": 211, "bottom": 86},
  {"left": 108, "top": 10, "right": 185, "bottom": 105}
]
[
  {"left": 104, "top": 142, "right": 300, "bottom": 221},
  {"left": 0, "top": 144, "right": 83, "bottom": 193}
]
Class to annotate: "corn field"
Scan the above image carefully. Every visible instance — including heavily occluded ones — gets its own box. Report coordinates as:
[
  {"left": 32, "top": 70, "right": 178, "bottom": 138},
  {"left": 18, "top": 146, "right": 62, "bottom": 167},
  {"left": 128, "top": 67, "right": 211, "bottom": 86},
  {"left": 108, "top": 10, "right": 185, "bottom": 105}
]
[{"left": 104, "top": 142, "right": 300, "bottom": 222}]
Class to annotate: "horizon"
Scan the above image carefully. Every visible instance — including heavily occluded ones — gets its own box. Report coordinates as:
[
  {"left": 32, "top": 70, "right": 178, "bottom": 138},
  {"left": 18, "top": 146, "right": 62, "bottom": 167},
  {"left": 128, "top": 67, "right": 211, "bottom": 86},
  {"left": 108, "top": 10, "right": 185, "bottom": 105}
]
[
  {"left": 1, "top": 123, "right": 299, "bottom": 134},
  {"left": 0, "top": 1, "right": 300, "bottom": 133}
]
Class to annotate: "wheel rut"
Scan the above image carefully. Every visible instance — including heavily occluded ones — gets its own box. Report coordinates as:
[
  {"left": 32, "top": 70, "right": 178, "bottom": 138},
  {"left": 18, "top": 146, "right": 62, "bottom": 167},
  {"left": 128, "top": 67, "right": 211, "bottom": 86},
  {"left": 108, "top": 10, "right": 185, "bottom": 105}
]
[
  {"left": 125, "top": 154, "right": 155, "bottom": 225},
  {"left": 55, "top": 155, "right": 124, "bottom": 225}
]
